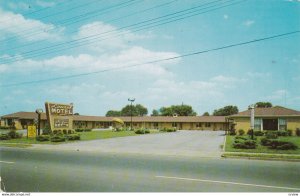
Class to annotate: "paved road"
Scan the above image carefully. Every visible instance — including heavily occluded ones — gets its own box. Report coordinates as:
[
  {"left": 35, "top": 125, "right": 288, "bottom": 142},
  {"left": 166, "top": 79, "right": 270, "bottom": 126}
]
[
  {"left": 1, "top": 147, "right": 300, "bottom": 192},
  {"left": 31, "top": 131, "right": 225, "bottom": 157}
]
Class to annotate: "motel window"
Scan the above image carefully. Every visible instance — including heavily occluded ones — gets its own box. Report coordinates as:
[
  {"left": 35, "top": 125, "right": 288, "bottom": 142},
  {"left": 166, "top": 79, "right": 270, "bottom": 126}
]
[
  {"left": 172, "top": 122, "right": 177, "bottom": 127},
  {"left": 254, "top": 118, "right": 262, "bottom": 131},
  {"left": 205, "top": 123, "right": 211, "bottom": 127},
  {"left": 196, "top": 123, "right": 202, "bottom": 128},
  {"left": 278, "top": 118, "right": 287, "bottom": 131},
  {"left": 153, "top": 122, "right": 158, "bottom": 127}
]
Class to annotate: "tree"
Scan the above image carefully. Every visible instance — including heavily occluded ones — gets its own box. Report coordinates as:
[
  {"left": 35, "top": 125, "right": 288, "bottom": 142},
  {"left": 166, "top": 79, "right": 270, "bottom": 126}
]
[
  {"left": 135, "top": 104, "right": 148, "bottom": 116},
  {"left": 202, "top": 112, "right": 210, "bottom": 116},
  {"left": 120, "top": 104, "right": 148, "bottom": 116},
  {"left": 105, "top": 110, "right": 122, "bottom": 117},
  {"left": 151, "top": 109, "right": 159, "bottom": 116},
  {"left": 213, "top": 105, "right": 238, "bottom": 116},
  {"left": 255, "top": 102, "right": 272, "bottom": 108},
  {"left": 159, "top": 104, "right": 197, "bottom": 116},
  {"left": 74, "top": 113, "right": 80, "bottom": 115}
]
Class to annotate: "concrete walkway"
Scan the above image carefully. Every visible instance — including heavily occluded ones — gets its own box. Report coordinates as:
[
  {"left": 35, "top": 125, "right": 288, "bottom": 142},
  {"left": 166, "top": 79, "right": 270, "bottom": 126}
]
[{"left": 31, "top": 130, "right": 225, "bottom": 157}]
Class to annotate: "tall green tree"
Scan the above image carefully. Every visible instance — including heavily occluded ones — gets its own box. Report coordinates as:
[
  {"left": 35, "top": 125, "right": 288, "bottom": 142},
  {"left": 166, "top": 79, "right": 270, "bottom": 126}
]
[
  {"left": 255, "top": 102, "right": 272, "bottom": 108},
  {"left": 159, "top": 105, "right": 197, "bottom": 116},
  {"left": 213, "top": 105, "right": 238, "bottom": 116},
  {"left": 120, "top": 104, "right": 148, "bottom": 116},
  {"left": 202, "top": 112, "right": 210, "bottom": 116},
  {"left": 151, "top": 109, "right": 159, "bottom": 116},
  {"left": 105, "top": 110, "right": 122, "bottom": 117}
]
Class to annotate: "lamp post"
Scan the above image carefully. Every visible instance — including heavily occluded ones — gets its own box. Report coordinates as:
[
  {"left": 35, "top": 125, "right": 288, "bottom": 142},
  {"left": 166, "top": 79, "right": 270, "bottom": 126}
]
[
  {"left": 128, "top": 98, "right": 135, "bottom": 131},
  {"left": 35, "top": 109, "right": 43, "bottom": 136},
  {"left": 248, "top": 104, "right": 255, "bottom": 140}
]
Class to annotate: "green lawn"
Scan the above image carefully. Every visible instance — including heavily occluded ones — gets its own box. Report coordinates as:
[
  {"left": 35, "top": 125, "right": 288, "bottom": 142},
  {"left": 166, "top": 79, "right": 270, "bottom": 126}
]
[
  {"left": 0, "top": 129, "right": 160, "bottom": 146},
  {"left": 225, "top": 135, "right": 300, "bottom": 154}
]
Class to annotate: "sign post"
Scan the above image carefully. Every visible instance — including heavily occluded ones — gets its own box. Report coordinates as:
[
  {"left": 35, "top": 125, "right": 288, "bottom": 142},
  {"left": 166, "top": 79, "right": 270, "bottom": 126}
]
[{"left": 45, "top": 102, "right": 74, "bottom": 132}]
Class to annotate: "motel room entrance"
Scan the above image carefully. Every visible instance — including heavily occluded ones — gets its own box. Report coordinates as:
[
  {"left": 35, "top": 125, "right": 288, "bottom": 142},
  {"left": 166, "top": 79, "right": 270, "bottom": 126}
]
[{"left": 263, "top": 119, "right": 278, "bottom": 130}]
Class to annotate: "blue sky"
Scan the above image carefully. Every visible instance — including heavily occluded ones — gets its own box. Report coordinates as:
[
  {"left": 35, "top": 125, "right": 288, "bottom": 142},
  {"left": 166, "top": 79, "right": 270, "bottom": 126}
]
[{"left": 0, "top": 0, "right": 299, "bottom": 116}]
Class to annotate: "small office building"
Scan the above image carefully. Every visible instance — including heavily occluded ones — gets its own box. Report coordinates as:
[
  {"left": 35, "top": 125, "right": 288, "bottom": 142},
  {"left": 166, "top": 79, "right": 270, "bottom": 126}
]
[{"left": 227, "top": 106, "right": 300, "bottom": 135}]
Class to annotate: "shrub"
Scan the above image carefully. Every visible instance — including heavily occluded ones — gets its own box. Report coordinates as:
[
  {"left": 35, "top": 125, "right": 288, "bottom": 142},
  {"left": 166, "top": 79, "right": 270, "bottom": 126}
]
[
  {"left": 50, "top": 135, "right": 66, "bottom": 142},
  {"left": 135, "top": 129, "right": 150, "bottom": 134},
  {"left": 260, "top": 138, "right": 298, "bottom": 150},
  {"left": 0, "top": 134, "right": 10, "bottom": 140},
  {"left": 42, "top": 123, "right": 51, "bottom": 135},
  {"left": 166, "top": 128, "right": 177, "bottom": 132},
  {"left": 75, "top": 129, "right": 84, "bottom": 132},
  {"left": 36, "top": 135, "right": 50, "bottom": 142},
  {"left": 233, "top": 139, "right": 256, "bottom": 149},
  {"left": 62, "top": 129, "right": 68, "bottom": 134},
  {"left": 84, "top": 129, "right": 92, "bottom": 132},
  {"left": 268, "top": 140, "right": 297, "bottom": 150},
  {"left": 67, "top": 129, "right": 76, "bottom": 134},
  {"left": 253, "top": 131, "right": 264, "bottom": 136},
  {"left": 65, "top": 134, "right": 80, "bottom": 141},
  {"left": 287, "top": 129, "right": 293, "bottom": 136},
  {"left": 296, "top": 128, "right": 300, "bottom": 136},
  {"left": 247, "top": 129, "right": 253, "bottom": 136},
  {"left": 7, "top": 130, "right": 22, "bottom": 139},
  {"left": 52, "top": 130, "right": 63, "bottom": 135},
  {"left": 238, "top": 129, "right": 245, "bottom": 135},
  {"left": 229, "top": 130, "right": 236, "bottom": 136},
  {"left": 261, "top": 137, "right": 273, "bottom": 146},
  {"left": 0, "top": 126, "right": 10, "bottom": 129},
  {"left": 265, "top": 132, "right": 278, "bottom": 139},
  {"left": 276, "top": 131, "right": 289, "bottom": 137},
  {"left": 160, "top": 128, "right": 167, "bottom": 132}
]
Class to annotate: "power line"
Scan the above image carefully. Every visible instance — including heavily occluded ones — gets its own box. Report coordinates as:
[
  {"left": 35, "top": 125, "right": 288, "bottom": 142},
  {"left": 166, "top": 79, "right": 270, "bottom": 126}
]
[
  {"left": 1, "top": 30, "right": 298, "bottom": 88},
  {"left": 3, "top": 0, "right": 178, "bottom": 52},
  {"left": 0, "top": 0, "right": 139, "bottom": 43},
  {"left": 1, "top": 0, "right": 237, "bottom": 63}
]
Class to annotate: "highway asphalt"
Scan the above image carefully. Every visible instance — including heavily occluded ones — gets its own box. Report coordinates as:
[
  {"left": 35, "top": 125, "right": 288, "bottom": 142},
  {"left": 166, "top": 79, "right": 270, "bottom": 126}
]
[{"left": 1, "top": 147, "right": 300, "bottom": 192}]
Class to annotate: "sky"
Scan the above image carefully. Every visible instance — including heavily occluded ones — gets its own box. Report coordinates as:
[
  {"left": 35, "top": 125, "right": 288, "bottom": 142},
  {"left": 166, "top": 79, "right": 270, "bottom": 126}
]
[{"left": 0, "top": 0, "right": 299, "bottom": 116}]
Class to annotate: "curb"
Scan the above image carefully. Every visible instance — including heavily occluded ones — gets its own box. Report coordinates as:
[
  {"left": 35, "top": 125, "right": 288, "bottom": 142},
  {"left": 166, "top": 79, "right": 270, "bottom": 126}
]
[{"left": 221, "top": 153, "right": 300, "bottom": 162}]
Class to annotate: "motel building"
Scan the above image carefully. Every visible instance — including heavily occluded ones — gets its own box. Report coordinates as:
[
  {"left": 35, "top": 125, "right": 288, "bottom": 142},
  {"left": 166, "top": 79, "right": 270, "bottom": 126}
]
[
  {"left": 227, "top": 106, "right": 300, "bottom": 135},
  {"left": 0, "top": 112, "right": 227, "bottom": 131},
  {"left": 1, "top": 106, "right": 299, "bottom": 134}
]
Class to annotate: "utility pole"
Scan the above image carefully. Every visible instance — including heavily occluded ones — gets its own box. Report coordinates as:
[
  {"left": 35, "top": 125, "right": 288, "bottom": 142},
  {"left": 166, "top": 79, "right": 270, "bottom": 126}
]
[
  {"left": 35, "top": 109, "right": 43, "bottom": 136},
  {"left": 128, "top": 98, "right": 135, "bottom": 131},
  {"left": 248, "top": 104, "right": 255, "bottom": 140}
]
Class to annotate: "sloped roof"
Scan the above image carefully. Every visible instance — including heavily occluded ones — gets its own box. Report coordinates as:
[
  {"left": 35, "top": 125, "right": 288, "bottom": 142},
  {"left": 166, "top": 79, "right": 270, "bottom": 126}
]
[
  {"left": 1, "top": 111, "right": 226, "bottom": 123},
  {"left": 1, "top": 111, "right": 47, "bottom": 120},
  {"left": 230, "top": 106, "right": 300, "bottom": 117}
]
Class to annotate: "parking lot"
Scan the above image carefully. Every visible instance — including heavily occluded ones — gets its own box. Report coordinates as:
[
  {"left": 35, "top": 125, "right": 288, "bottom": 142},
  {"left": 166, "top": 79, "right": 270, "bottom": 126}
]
[{"left": 33, "top": 130, "right": 225, "bottom": 157}]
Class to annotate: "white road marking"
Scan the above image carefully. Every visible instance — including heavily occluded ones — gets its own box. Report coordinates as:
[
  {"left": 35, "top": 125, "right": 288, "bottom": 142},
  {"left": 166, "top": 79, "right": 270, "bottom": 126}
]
[
  {"left": 0, "top": 161, "right": 15, "bottom": 164},
  {"left": 155, "top": 175, "right": 300, "bottom": 191}
]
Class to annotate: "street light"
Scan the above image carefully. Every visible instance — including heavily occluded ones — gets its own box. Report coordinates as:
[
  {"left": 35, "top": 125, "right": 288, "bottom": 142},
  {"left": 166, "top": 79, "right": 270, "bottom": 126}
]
[
  {"left": 128, "top": 98, "right": 135, "bottom": 131},
  {"left": 248, "top": 104, "right": 255, "bottom": 140},
  {"left": 35, "top": 109, "right": 43, "bottom": 136}
]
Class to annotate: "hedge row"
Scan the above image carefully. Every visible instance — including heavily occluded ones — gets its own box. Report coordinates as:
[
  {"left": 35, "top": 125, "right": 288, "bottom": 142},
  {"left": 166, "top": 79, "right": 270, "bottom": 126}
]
[
  {"left": 234, "top": 130, "right": 294, "bottom": 137},
  {"left": 75, "top": 128, "right": 92, "bottom": 132},
  {"left": 232, "top": 136, "right": 256, "bottom": 149},
  {"left": 36, "top": 134, "right": 80, "bottom": 142},
  {"left": 160, "top": 128, "right": 177, "bottom": 132},
  {"left": 0, "top": 130, "right": 22, "bottom": 140},
  {"left": 261, "top": 138, "right": 297, "bottom": 150},
  {"left": 135, "top": 129, "right": 150, "bottom": 134}
]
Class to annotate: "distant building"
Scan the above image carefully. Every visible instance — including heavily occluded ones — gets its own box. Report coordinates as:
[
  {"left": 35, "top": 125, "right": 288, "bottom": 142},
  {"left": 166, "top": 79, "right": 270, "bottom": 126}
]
[
  {"left": 0, "top": 111, "right": 227, "bottom": 131},
  {"left": 227, "top": 106, "right": 300, "bottom": 135}
]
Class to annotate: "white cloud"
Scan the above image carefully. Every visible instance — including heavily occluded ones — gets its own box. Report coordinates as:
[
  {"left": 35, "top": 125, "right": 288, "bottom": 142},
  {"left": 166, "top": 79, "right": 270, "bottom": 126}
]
[
  {"left": 0, "top": 64, "right": 8, "bottom": 73},
  {"left": 0, "top": 9, "right": 64, "bottom": 41},
  {"left": 266, "top": 89, "right": 288, "bottom": 100},
  {"left": 243, "top": 20, "right": 255, "bottom": 27},
  {"left": 75, "top": 21, "right": 151, "bottom": 53}
]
